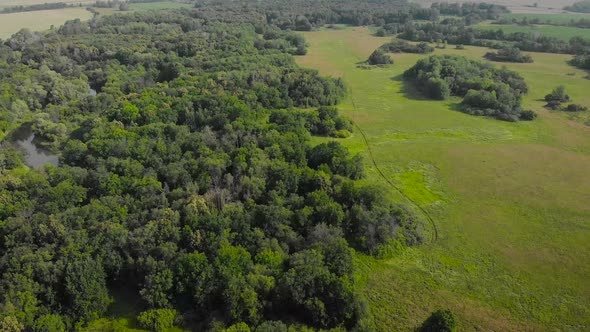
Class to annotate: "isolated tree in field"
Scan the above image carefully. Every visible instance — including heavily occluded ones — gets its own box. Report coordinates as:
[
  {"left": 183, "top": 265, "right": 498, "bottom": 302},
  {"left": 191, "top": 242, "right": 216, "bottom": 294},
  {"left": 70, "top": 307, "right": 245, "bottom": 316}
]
[
  {"left": 367, "top": 49, "right": 393, "bottom": 65},
  {"left": 545, "top": 86, "right": 570, "bottom": 103}
]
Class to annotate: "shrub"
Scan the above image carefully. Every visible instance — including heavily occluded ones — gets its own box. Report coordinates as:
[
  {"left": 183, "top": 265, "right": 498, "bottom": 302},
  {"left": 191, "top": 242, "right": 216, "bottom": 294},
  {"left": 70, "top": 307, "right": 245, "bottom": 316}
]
[
  {"left": 137, "top": 309, "right": 178, "bottom": 332},
  {"left": 367, "top": 49, "right": 393, "bottom": 65},
  {"left": 563, "top": 104, "right": 588, "bottom": 112},
  {"left": 545, "top": 86, "right": 570, "bottom": 103},
  {"left": 419, "top": 309, "right": 458, "bottom": 332},
  {"left": 520, "top": 110, "right": 537, "bottom": 121}
]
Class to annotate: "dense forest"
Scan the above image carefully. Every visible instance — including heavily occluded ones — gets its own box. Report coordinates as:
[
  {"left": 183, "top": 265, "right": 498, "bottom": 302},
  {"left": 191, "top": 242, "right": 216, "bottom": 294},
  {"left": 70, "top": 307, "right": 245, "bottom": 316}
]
[
  {"left": 404, "top": 55, "right": 531, "bottom": 121},
  {"left": 0, "top": 8, "right": 426, "bottom": 332}
]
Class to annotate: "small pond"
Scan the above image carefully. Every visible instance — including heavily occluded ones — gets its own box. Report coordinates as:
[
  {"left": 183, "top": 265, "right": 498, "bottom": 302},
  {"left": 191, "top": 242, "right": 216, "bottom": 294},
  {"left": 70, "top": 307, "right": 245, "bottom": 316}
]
[{"left": 10, "top": 123, "right": 59, "bottom": 168}]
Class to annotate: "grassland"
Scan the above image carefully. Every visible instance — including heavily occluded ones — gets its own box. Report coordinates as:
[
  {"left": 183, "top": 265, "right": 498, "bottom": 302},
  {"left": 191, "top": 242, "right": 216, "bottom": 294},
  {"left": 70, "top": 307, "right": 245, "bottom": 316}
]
[
  {"left": 297, "top": 27, "right": 590, "bottom": 331},
  {"left": 476, "top": 21, "right": 590, "bottom": 40},
  {"left": 0, "top": 7, "right": 93, "bottom": 39}
]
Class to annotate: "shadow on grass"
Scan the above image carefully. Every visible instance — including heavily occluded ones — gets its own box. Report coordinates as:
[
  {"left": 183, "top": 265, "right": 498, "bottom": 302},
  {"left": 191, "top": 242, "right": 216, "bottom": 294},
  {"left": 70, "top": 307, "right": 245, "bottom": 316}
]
[{"left": 391, "top": 74, "right": 431, "bottom": 101}]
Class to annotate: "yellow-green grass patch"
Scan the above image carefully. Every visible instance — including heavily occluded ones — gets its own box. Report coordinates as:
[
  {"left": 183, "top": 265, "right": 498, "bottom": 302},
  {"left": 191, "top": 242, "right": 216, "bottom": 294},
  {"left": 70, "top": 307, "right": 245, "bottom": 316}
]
[{"left": 0, "top": 7, "right": 92, "bottom": 39}]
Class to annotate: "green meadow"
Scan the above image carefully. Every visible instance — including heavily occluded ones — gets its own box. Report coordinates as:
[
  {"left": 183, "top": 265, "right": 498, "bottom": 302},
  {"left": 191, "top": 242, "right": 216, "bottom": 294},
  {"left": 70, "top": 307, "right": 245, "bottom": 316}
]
[
  {"left": 476, "top": 21, "right": 590, "bottom": 40},
  {"left": 297, "top": 27, "right": 590, "bottom": 331}
]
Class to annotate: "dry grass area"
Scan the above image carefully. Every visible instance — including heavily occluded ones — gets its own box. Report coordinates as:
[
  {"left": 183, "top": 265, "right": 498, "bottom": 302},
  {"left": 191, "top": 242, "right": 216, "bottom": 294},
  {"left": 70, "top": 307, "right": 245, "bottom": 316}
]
[
  {"left": 0, "top": 0, "right": 94, "bottom": 8},
  {"left": 0, "top": 7, "right": 93, "bottom": 39}
]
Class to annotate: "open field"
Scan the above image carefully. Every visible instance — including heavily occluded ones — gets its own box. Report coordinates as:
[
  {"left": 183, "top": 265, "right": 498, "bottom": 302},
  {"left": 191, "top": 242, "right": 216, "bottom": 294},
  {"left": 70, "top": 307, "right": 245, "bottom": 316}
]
[
  {"left": 297, "top": 27, "right": 590, "bottom": 331},
  {"left": 0, "top": 7, "right": 92, "bottom": 39},
  {"left": 476, "top": 21, "right": 590, "bottom": 40}
]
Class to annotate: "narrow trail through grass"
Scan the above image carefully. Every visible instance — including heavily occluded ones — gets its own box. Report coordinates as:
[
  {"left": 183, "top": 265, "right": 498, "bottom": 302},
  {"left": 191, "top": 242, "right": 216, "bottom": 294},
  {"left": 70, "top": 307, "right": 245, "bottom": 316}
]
[
  {"left": 349, "top": 85, "right": 439, "bottom": 241},
  {"left": 298, "top": 27, "right": 590, "bottom": 331}
]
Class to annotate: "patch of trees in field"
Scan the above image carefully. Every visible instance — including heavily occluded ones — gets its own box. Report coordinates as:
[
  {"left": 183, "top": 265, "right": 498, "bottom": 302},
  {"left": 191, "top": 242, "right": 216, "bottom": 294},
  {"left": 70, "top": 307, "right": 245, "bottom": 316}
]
[
  {"left": 484, "top": 46, "right": 533, "bottom": 63},
  {"left": 404, "top": 55, "right": 532, "bottom": 121},
  {"left": 367, "top": 49, "right": 394, "bottom": 65},
  {"left": 544, "top": 86, "right": 588, "bottom": 112},
  {"left": 0, "top": 9, "right": 424, "bottom": 332},
  {"left": 379, "top": 39, "right": 435, "bottom": 54},
  {"left": 565, "top": 0, "right": 590, "bottom": 13}
]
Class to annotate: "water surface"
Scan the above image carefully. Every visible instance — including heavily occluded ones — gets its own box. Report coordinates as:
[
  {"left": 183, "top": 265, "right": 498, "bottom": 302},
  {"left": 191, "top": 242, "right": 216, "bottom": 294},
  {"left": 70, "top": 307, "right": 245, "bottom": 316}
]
[{"left": 10, "top": 124, "right": 59, "bottom": 168}]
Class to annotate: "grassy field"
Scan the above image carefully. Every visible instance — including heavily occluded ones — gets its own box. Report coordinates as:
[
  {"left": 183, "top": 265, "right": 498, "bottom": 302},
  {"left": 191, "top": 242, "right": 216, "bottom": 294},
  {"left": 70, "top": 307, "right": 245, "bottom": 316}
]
[
  {"left": 476, "top": 21, "right": 590, "bottom": 40},
  {"left": 297, "top": 27, "right": 590, "bottom": 331},
  {"left": 0, "top": 7, "right": 93, "bottom": 39}
]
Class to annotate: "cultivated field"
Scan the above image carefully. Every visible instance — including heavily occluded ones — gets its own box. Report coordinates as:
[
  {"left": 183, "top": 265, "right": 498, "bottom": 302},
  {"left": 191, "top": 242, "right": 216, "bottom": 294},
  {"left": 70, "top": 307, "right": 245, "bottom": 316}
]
[
  {"left": 0, "top": 7, "right": 92, "bottom": 39},
  {"left": 297, "top": 27, "right": 590, "bottom": 331}
]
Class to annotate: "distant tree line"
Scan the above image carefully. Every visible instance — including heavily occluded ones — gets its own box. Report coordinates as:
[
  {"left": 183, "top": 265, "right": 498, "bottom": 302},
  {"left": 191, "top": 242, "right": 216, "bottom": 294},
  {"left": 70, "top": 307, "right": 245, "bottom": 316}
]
[
  {"left": 404, "top": 55, "right": 532, "bottom": 121},
  {"left": 398, "top": 19, "right": 590, "bottom": 55},
  {"left": 0, "top": 2, "right": 71, "bottom": 14},
  {"left": 494, "top": 16, "right": 590, "bottom": 29}
]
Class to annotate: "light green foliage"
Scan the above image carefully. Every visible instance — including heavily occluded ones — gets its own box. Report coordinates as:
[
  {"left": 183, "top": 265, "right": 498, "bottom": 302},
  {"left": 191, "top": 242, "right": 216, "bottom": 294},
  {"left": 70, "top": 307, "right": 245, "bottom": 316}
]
[
  {"left": 65, "top": 257, "right": 111, "bottom": 323},
  {"left": 33, "top": 314, "right": 66, "bottom": 332},
  {"left": 137, "top": 309, "right": 178, "bottom": 332}
]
